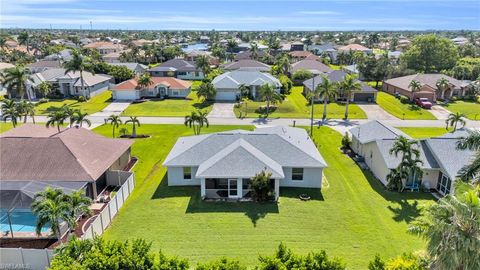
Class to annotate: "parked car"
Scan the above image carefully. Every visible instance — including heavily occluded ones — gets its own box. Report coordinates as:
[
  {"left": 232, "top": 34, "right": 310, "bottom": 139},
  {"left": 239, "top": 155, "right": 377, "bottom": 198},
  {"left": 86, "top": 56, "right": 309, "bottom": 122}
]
[{"left": 415, "top": 98, "right": 432, "bottom": 109}]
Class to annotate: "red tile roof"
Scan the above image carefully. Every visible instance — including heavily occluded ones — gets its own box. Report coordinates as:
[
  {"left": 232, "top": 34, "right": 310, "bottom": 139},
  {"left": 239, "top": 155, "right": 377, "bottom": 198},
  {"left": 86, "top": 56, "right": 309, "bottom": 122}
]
[{"left": 112, "top": 77, "right": 192, "bottom": 91}]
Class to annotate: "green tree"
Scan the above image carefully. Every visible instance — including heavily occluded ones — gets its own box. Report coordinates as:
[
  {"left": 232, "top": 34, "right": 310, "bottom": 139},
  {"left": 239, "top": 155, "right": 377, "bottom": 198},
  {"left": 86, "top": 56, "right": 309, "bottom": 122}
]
[
  {"left": 63, "top": 49, "right": 94, "bottom": 98},
  {"left": 1, "top": 66, "right": 34, "bottom": 100},
  {"left": 435, "top": 77, "right": 450, "bottom": 99},
  {"left": 408, "top": 80, "right": 422, "bottom": 99},
  {"left": 46, "top": 110, "right": 68, "bottom": 132},
  {"left": 125, "top": 116, "right": 141, "bottom": 138},
  {"left": 196, "top": 82, "right": 217, "bottom": 101},
  {"left": 184, "top": 110, "right": 209, "bottom": 135},
  {"left": 258, "top": 83, "right": 283, "bottom": 117},
  {"left": 16, "top": 99, "right": 35, "bottom": 123},
  {"left": 108, "top": 114, "right": 122, "bottom": 138},
  {"left": 250, "top": 170, "right": 274, "bottom": 202},
  {"left": 401, "top": 34, "right": 459, "bottom": 72},
  {"left": 108, "top": 65, "right": 134, "bottom": 84},
  {"left": 445, "top": 112, "right": 466, "bottom": 132},
  {"left": 456, "top": 130, "right": 480, "bottom": 184},
  {"left": 37, "top": 81, "right": 53, "bottom": 98},
  {"left": 17, "top": 31, "right": 30, "bottom": 53},
  {"left": 275, "top": 54, "right": 290, "bottom": 75},
  {"left": 292, "top": 69, "right": 314, "bottom": 81},
  {"left": 226, "top": 39, "right": 238, "bottom": 61},
  {"left": 1, "top": 99, "right": 20, "bottom": 127},
  {"left": 64, "top": 190, "right": 92, "bottom": 227},
  {"left": 278, "top": 75, "right": 293, "bottom": 95},
  {"left": 316, "top": 76, "right": 338, "bottom": 120},
  {"left": 73, "top": 111, "right": 91, "bottom": 127},
  {"left": 389, "top": 136, "right": 423, "bottom": 191},
  {"left": 195, "top": 55, "right": 211, "bottom": 77},
  {"left": 196, "top": 258, "right": 246, "bottom": 270},
  {"left": 137, "top": 73, "right": 153, "bottom": 90},
  {"left": 408, "top": 190, "right": 480, "bottom": 270},
  {"left": 338, "top": 74, "right": 362, "bottom": 119}
]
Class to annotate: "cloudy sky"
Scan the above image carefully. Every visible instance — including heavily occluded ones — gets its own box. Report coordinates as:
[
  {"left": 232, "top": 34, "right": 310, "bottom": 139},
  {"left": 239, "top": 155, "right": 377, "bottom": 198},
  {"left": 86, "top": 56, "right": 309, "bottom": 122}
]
[{"left": 1, "top": 0, "right": 479, "bottom": 30}]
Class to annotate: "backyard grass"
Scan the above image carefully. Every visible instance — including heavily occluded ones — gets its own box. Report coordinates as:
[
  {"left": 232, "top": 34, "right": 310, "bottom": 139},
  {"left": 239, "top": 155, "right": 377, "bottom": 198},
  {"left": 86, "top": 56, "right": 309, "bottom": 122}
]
[
  {"left": 35, "top": 91, "right": 112, "bottom": 115},
  {"left": 121, "top": 91, "right": 213, "bottom": 117},
  {"left": 376, "top": 92, "right": 436, "bottom": 120},
  {"left": 95, "top": 124, "right": 433, "bottom": 269},
  {"left": 234, "top": 86, "right": 367, "bottom": 119},
  {"left": 396, "top": 127, "right": 452, "bottom": 139},
  {"left": 442, "top": 100, "right": 480, "bottom": 120}
]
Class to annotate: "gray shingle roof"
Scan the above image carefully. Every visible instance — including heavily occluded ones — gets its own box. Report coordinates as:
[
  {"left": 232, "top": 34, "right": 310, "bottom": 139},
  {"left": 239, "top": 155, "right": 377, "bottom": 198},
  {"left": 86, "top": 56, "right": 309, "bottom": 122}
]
[
  {"left": 303, "top": 70, "right": 377, "bottom": 93},
  {"left": 290, "top": 59, "right": 333, "bottom": 74},
  {"left": 350, "top": 120, "right": 411, "bottom": 144},
  {"left": 109, "top": 62, "right": 147, "bottom": 71},
  {"left": 148, "top": 59, "right": 198, "bottom": 72},
  {"left": 375, "top": 139, "right": 439, "bottom": 169},
  {"left": 222, "top": 60, "right": 271, "bottom": 72},
  {"left": 425, "top": 138, "right": 476, "bottom": 179},
  {"left": 212, "top": 70, "right": 281, "bottom": 89},
  {"left": 163, "top": 127, "right": 326, "bottom": 178}
]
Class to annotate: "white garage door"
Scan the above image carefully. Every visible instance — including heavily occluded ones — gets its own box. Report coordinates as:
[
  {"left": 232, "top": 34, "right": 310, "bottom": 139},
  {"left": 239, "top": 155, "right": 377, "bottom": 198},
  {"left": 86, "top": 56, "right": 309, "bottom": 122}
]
[
  {"left": 215, "top": 90, "right": 236, "bottom": 101},
  {"left": 113, "top": 90, "right": 137, "bottom": 100}
]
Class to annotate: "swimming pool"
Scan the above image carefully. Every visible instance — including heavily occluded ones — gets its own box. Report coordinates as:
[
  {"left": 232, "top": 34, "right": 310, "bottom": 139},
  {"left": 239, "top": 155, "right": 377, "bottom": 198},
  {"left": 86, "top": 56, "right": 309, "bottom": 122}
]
[{"left": 0, "top": 209, "right": 50, "bottom": 233}]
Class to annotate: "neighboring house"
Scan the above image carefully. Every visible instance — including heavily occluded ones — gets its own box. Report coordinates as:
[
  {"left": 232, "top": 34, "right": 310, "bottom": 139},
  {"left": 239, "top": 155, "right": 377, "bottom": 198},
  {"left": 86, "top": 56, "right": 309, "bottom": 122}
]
[
  {"left": 0, "top": 62, "right": 15, "bottom": 96},
  {"left": 290, "top": 41, "right": 305, "bottom": 51},
  {"left": 221, "top": 60, "right": 271, "bottom": 72},
  {"left": 199, "top": 36, "right": 210, "bottom": 43},
  {"left": 29, "top": 68, "right": 112, "bottom": 98},
  {"left": 337, "top": 44, "right": 372, "bottom": 54},
  {"left": 237, "top": 43, "right": 268, "bottom": 52},
  {"left": 111, "top": 77, "right": 192, "bottom": 100},
  {"left": 148, "top": 59, "right": 204, "bottom": 80},
  {"left": 83, "top": 42, "right": 125, "bottom": 55},
  {"left": 342, "top": 64, "right": 365, "bottom": 80},
  {"left": 303, "top": 70, "right": 377, "bottom": 102},
  {"left": 234, "top": 50, "right": 268, "bottom": 61},
  {"left": 451, "top": 36, "right": 468, "bottom": 46},
  {"left": 109, "top": 62, "right": 147, "bottom": 75},
  {"left": 288, "top": 51, "right": 318, "bottom": 62},
  {"left": 44, "top": 49, "right": 73, "bottom": 62},
  {"left": 308, "top": 43, "right": 336, "bottom": 55},
  {"left": 350, "top": 121, "right": 475, "bottom": 196},
  {"left": 212, "top": 70, "right": 282, "bottom": 101},
  {"left": 26, "top": 60, "right": 62, "bottom": 73},
  {"left": 383, "top": 74, "right": 470, "bottom": 101},
  {"left": 0, "top": 124, "right": 133, "bottom": 201},
  {"left": 163, "top": 126, "right": 327, "bottom": 201},
  {"left": 290, "top": 59, "right": 333, "bottom": 75},
  {"left": 185, "top": 50, "right": 220, "bottom": 66}
]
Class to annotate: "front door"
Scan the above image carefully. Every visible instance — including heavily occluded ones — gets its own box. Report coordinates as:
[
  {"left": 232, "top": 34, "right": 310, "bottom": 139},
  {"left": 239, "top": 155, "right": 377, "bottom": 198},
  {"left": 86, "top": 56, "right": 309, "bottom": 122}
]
[{"left": 228, "top": 179, "right": 238, "bottom": 198}]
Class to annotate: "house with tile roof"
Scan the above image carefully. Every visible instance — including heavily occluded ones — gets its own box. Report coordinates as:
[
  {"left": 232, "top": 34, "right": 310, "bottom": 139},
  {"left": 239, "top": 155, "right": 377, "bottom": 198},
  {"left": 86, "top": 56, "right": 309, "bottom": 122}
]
[
  {"left": 350, "top": 121, "right": 475, "bottom": 196},
  {"left": 148, "top": 59, "right": 204, "bottom": 80},
  {"left": 163, "top": 126, "right": 327, "bottom": 200},
  {"left": 111, "top": 77, "right": 192, "bottom": 100},
  {"left": 290, "top": 59, "right": 333, "bottom": 76},
  {"left": 337, "top": 44, "right": 372, "bottom": 54}
]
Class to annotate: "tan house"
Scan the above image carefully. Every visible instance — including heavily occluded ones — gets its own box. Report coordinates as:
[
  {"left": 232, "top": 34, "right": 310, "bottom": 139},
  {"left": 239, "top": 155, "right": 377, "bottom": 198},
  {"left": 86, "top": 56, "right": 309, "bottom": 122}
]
[{"left": 111, "top": 76, "right": 192, "bottom": 100}]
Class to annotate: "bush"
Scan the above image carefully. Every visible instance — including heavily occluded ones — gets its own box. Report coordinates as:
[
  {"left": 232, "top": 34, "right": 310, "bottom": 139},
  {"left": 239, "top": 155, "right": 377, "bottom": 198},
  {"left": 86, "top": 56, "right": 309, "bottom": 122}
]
[
  {"left": 292, "top": 69, "right": 314, "bottom": 81},
  {"left": 399, "top": 96, "right": 410, "bottom": 104},
  {"left": 278, "top": 75, "right": 293, "bottom": 95},
  {"left": 77, "top": 96, "right": 87, "bottom": 102},
  {"left": 38, "top": 98, "right": 49, "bottom": 104},
  {"left": 196, "top": 257, "right": 246, "bottom": 270},
  {"left": 249, "top": 170, "right": 275, "bottom": 202}
]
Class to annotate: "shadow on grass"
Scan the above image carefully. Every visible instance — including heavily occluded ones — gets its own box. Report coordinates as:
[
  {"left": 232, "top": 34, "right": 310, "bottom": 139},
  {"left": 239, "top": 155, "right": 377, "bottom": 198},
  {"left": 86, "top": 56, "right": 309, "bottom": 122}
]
[
  {"left": 408, "top": 104, "right": 421, "bottom": 111},
  {"left": 387, "top": 200, "right": 421, "bottom": 223},
  {"left": 192, "top": 101, "right": 213, "bottom": 110}
]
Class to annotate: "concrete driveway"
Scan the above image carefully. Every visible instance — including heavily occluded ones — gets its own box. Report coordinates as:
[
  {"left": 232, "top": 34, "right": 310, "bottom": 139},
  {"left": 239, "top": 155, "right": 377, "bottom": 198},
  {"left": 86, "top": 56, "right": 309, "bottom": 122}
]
[
  {"left": 90, "top": 102, "right": 131, "bottom": 117},
  {"left": 357, "top": 104, "right": 398, "bottom": 120},
  {"left": 208, "top": 103, "right": 236, "bottom": 118},
  {"left": 430, "top": 105, "right": 452, "bottom": 120}
]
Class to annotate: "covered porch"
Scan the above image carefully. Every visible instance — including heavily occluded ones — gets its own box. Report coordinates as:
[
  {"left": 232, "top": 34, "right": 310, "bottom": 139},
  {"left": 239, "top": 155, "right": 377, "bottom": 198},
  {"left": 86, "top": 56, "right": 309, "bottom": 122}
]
[{"left": 200, "top": 178, "right": 280, "bottom": 201}]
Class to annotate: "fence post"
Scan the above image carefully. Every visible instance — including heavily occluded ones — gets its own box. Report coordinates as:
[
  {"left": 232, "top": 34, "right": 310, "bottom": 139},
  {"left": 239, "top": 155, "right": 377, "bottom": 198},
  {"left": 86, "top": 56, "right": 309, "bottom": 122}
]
[
  {"left": 46, "top": 249, "right": 51, "bottom": 267},
  {"left": 115, "top": 191, "right": 120, "bottom": 212},
  {"left": 122, "top": 184, "right": 126, "bottom": 203},
  {"left": 107, "top": 203, "right": 112, "bottom": 223},
  {"left": 20, "top": 247, "right": 25, "bottom": 265},
  {"left": 99, "top": 212, "right": 104, "bottom": 234}
]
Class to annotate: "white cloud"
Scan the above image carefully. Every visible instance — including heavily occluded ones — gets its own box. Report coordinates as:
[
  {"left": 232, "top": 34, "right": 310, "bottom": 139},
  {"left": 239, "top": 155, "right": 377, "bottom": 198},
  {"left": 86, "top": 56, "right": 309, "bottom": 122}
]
[{"left": 295, "top": 10, "right": 342, "bottom": 15}]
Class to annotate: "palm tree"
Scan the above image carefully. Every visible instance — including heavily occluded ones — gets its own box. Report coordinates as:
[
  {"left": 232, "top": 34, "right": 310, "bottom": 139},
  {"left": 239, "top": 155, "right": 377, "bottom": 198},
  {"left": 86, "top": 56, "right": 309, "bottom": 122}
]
[
  {"left": 125, "top": 116, "right": 140, "bottom": 138},
  {"left": 408, "top": 190, "right": 480, "bottom": 270},
  {"left": 445, "top": 112, "right": 466, "bottom": 132},
  {"left": 136, "top": 73, "right": 153, "bottom": 90},
  {"left": 184, "top": 110, "right": 209, "bottom": 135},
  {"left": 74, "top": 111, "right": 91, "bottom": 127},
  {"left": 108, "top": 114, "right": 122, "bottom": 138},
  {"left": 17, "top": 32, "right": 30, "bottom": 53},
  {"left": 238, "top": 84, "right": 250, "bottom": 99},
  {"left": 1, "top": 66, "right": 34, "bottom": 100},
  {"left": 389, "top": 136, "right": 420, "bottom": 162},
  {"left": 338, "top": 74, "right": 362, "bottom": 120},
  {"left": 196, "top": 82, "right": 216, "bottom": 102},
  {"left": 46, "top": 110, "right": 68, "bottom": 132},
  {"left": 37, "top": 81, "right": 52, "bottom": 98},
  {"left": 275, "top": 54, "right": 290, "bottom": 75},
  {"left": 436, "top": 77, "right": 450, "bottom": 99},
  {"left": 456, "top": 131, "right": 480, "bottom": 183},
  {"left": 30, "top": 187, "right": 71, "bottom": 239},
  {"left": 408, "top": 80, "right": 422, "bottom": 100},
  {"left": 195, "top": 55, "right": 211, "bottom": 77},
  {"left": 316, "top": 76, "right": 338, "bottom": 120},
  {"left": 64, "top": 190, "right": 92, "bottom": 225},
  {"left": 226, "top": 39, "right": 237, "bottom": 61},
  {"left": 61, "top": 105, "right": 76, "bottom": 128},
  {"left": 250, "top": 42, "right": 259, "bottom": 60},
  {"left": 1, "top": 99, "right": 20, "bottom": 127},
  {"left": 258, "top": 83, "right": 283, "bottom": 117},
  {"left": 16, "top": 100, "right": 35, "bottom": 123},
  {"left": 63, "top": 49, "right": 94, "bottom": 99}
]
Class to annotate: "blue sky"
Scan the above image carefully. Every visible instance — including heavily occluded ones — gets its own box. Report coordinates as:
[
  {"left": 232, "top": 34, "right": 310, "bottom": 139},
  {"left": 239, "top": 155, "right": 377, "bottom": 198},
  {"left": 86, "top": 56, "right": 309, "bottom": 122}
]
[{"left": 1, "top": 0, "right": 479, "bottom": 30}]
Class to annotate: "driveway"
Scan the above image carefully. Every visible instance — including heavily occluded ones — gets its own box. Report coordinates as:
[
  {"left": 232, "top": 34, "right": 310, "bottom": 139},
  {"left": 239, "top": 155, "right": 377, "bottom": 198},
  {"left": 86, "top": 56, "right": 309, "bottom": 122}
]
[
  {"left": 430, "top": 105, "right": 452, "bottom": 120},
  {"left": 207, "top": 103, "right": 236, "bottom": 118},
  {"left": 90, "top": 102, "right": 131, "bottom": 117},
  {"left": 357, "top": 104, "right": 398, "bottom": 120}
]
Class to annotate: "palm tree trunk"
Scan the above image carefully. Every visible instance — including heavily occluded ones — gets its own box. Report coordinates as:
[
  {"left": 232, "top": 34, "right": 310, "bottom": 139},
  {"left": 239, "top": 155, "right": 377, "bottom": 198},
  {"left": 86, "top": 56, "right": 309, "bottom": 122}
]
[
  {"left": 31, "top": 115, "right": 35, "bottom": 124},
  {"left": 344, "top": 98, "right": 350, "bottom": 120},
  {"left": 57, "top": 124, "right": 60, "bottom": 133},
  {"left": 24, "top": 115, "right": 27, "bottom": 123},
  {"left": 266, "top": 99, "right": 270, "bottom": 117},
  {"left": 323, "top": 99, "right": 328, "bottom": 120},
  {"left": 454, "top": 121, "right": 457, "bottom": 132},
  {"left": 112, "top": 127, "right": 115, "bottom": 138},
  {"left": 132, "top": 124, "right": 137, "bottom": 138}
]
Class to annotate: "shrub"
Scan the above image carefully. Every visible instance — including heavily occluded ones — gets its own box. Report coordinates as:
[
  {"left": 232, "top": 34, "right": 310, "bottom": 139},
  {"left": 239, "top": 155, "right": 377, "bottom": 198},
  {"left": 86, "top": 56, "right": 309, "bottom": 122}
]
[
  {"left": 279, "top": 75, "right": 293, "bottom": 95},
  {"left": 249, "top": 170, "right": 275, "bottom": 202},
  {"left": 292, "top": 69, "right": 314, "bottom": 81},
  {"left": 77, "top": 96, "right": 87, "bottom": 102},
  {"left": 399, "top": 96, "right": 410, "bottom": 104},
  {"left": 38, "top": 98, "right": 49, "bottom": 104},
  {"left": 196, "top": 257, "right": 246, "bottom": 270},
  {"left": 341, "top": 132, "right": 351, "bottom": 152}
]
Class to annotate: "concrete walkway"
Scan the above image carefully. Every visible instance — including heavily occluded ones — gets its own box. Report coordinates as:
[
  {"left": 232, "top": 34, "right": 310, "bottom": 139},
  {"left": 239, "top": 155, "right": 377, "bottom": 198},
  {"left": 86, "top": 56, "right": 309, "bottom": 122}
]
[
  {"left": 357, "top": 104, "right": 398, "bottom": 120},
  {"left": 430, "top": 105, "right": 452, "bottom": 120},
  {"left": 207, "top": 103, "right": 236, "bottom": 118},
  {"left": 90, "top": 102, "right": 131, "bottom": 117}
]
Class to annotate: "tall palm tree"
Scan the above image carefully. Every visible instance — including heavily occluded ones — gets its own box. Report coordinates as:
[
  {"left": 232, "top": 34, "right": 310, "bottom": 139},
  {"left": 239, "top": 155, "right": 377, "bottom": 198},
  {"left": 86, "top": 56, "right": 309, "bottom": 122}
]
[
  {"left": 1, "top": 99, "right": 20, "bottom": 127},
  {"left": 389, "top": 136, "right": 420, "bottom": 162},
  {"left": 17, "top": 32, "right": 30, "bottom": 53},
  {"left": 16, "top": 100, "right": 35, "bottom": 123},
  {"left": 250, "top": 42, "right": 259, "bottom": 60},
  {"left": 338, "top": 74, "right": 362, "bottom": 120},
  {"left": 436, "top": 77, "right": 450, "bottom": 99},
  {"left": 456, "top": 131, "right": 480, "bottom": 184},
  {"left": 316, "top": 76, "right": 338, "bottom": 120},
  {"left": 275, "top": 54, "right": 290, "bottom": 75},
  {"left": 46, "top": 110, "right": 68, "bottom": 132},
  {"left": 195, "top": 55, "right": 211, "bottom": 77},
  {"left": 408, "top": 80, "right": 422, "bottom": 100},
  {"left": 226, "top": 39, "right": 237, "bottom": 61},
  {"left": 63, "top": 49, "right": 94, "bottom": 99},
  {"left": 136, "top": 73, "right": 153, "bottom": 90},
  {"left": 108, "top": 114, "right": 122, "bottom": 138},
  {"left": 258, "top": 83, "right": 283, "bottom": 117},
  {"left": 408, "top": 190, "right": 480, "bottom": 270},
  {"left": 1, "top": 66, "right": 34, "bottom": 100},
  {"left": 31, "top": 187, "right": 72, "bottom": 238},
  {"left": 445, "top": 112, "right": 466, "bottom": 132},
  {"left": 61, "top": 105, "right": 76, "bottom": 128},
  {"left": 184, "top": 110, "right": 209, "bottom": 135},
  {"left": 64, "top": 190, "right": 92, "bottom": 224},
  {"left": 125, "top": 116, "right": 140, "bottom": 138},
  {"left": 74, "top": 111, "right": 91, "bottom": 127}
]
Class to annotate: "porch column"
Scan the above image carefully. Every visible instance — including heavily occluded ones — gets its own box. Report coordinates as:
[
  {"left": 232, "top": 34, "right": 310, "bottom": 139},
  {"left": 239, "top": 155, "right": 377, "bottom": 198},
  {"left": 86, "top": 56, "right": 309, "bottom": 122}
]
[
  {"left": 200, "top": 178, "right": 206, "bottom": 198},
  {"left": 441, "top": 89, "right": 445, "bottom": 99},
  {"left": 237, "top": 178, "right": 243, "bottom": 199},
  {"left": 274, "top": 179, "right": 280, "bottom": 201}
]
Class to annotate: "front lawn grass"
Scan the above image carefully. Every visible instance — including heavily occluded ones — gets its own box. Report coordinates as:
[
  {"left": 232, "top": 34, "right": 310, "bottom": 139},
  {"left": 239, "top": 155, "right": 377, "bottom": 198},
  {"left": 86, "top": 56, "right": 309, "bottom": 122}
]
[
  {"left": 376, "top": 92, "right": 436, "bottom": 120},
  {"left": 0, "top": 122, "right": 14, "bottom": 133},
  {"left": 234, "top": 86, "right": 367, "bottom": 119},
  {"left": 35, "top": 91, "right": 112, "bottom": 115},
  {"left": 121, "top": 91, "right": 213, "bottom": 117},
  {"left": 396, "top": 127, "right": 452, "bottom": 139},
  {"left": 95, "top": 124, "right": 432, "bottom": 269},
  {"left": 442, "top": 100, "right": 480, "bottom": 120}
]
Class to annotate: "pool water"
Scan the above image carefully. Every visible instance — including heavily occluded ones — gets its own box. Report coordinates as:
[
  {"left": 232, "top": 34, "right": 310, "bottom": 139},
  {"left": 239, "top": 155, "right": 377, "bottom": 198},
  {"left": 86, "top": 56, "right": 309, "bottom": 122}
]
[{"left": 0, "top": 209, "right": 50, "bottom": 233}]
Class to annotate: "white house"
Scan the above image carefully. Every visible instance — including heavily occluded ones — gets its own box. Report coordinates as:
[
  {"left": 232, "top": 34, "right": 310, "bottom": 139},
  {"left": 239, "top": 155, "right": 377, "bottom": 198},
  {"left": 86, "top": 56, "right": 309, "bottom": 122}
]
[
  {"left": 212, "top": 70, "right": 282, "bottom": 101},
  {"left": 163, "top": 126, "right": 327, "bottom": 201},
  {"left": 111, "top": 77, "right": 192, "bottom": 100},
  {"left": 350, "top": 121, "right": 475, "bottom": 196}
]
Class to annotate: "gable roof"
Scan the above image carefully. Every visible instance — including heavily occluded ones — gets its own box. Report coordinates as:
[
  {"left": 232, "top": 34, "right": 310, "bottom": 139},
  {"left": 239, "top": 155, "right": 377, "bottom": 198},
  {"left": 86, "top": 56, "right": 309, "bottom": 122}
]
[
  {"left": 109, "top": 62, "right": 147, "bottom": 72},
  {"left": 148, "top": 59, "right": 198, "bottom": 72},
  {"left": 0, "top": 124, "right": 133, "bottom": 182},
  {"left": 30, "top": 68, "right": 111, "bottom": 87},
  {"left": 222, "top": 60, "right": 271, "bottom": 72},
  {"left": 338, "top": 44, "right": 371, "bottom": 52},
  {"left": 350, "top": 120, "right": 411, "bottom": 144},
  {"left": 26, "top": 60, "right": 61, "bottom": 69},
  {"left": 291, "top": 59, "right": 333, "bottom": 74},
  {"left": 163, "top": 127, "right": 327, "bottom": 178},
  {"left": 212, "top": 70, "right": 281, "bottom": 89},
  {"left": 303, "top": 70, "right": 377, "bottom": 93},
  {"left": 112, "top": 77, "right": 192, "bottom": 91},
  {"left": 384, "top": 74, "right": 466, "bottom": 91},
  {"left": 374, "top": 139, "right": 439, "bottom": 170}
]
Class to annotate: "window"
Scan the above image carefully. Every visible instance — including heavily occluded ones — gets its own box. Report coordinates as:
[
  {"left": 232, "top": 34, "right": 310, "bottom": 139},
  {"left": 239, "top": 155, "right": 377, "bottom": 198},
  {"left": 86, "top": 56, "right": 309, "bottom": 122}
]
[
  {"left": 183, "top": 167, "right": 192, "bottom": 180},
  {"left": 177, "top": 72, "right": 187, "bottom": 76},
  {"left": 242, "top": 178, "right": 251, "bottom": 189},
  {"left": 292, "top": 168, "right": 304, "bottom": 181}
]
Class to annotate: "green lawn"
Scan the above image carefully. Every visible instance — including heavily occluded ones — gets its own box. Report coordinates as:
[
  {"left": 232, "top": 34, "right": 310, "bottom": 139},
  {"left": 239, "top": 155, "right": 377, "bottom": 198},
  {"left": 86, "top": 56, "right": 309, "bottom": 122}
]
[
  {"left": 121, "top": 91, "right": 213, "bottom": 117},
  {"left": 0, "top": 122, "right": 14, "bottom": 133},
  {"left": 396, "top": 127, "right": 452, "bottom": 139},
  {"left": 95, "top": 124, "right": 432, "bottom": 269},
  {"left": 234, "top": 86, "right": 367, "bottom": 119},
  {"left": 376, "top": 92, "right": 436, "bottom": 120},
  {"left": 442, "top": 100, "right": 480, "bottom": 120},
  {"left": 35, "top": 91, "right": 112, "bottom": 115}
]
